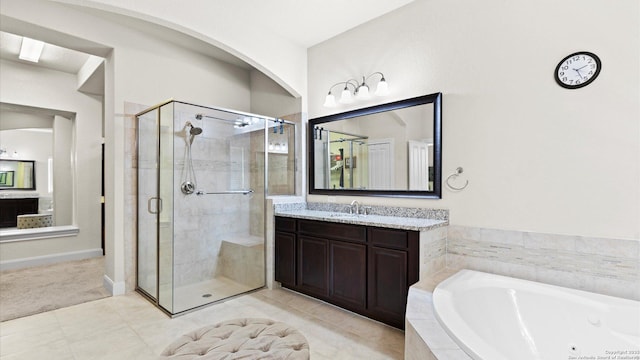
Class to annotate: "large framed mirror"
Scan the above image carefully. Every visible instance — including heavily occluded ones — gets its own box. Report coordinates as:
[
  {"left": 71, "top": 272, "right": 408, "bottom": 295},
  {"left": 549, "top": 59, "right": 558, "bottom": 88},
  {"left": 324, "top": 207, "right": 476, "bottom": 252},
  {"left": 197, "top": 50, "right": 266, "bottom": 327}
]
[
  {"left": 0, "top": 159, "right": 36, "bottom": 190},
  {"left": 309, "top": 93, "right": 442, "bottom": 198}
]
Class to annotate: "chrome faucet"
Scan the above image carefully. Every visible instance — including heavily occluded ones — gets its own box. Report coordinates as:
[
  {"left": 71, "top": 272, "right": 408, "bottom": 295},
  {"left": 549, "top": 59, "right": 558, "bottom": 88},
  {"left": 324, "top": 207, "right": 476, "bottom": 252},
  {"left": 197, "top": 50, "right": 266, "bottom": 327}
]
[{"left": 350, "top": 200, "right": 360, "bottom": 215}]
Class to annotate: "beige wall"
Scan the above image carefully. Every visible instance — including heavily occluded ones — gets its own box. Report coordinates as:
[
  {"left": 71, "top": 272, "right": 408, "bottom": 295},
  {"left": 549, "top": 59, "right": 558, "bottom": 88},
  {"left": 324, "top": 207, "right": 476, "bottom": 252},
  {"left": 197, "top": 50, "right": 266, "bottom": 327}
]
[{"left": 308, "top": 0, "right": 640, "bottom": 240}]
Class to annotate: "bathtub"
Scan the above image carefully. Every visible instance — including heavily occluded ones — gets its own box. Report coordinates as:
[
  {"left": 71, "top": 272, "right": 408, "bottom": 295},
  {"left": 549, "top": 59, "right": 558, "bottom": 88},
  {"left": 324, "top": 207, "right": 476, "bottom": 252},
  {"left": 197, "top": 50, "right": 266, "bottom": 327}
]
[{"left": 433, "top": 270, "right": 640, "bottom": 360}]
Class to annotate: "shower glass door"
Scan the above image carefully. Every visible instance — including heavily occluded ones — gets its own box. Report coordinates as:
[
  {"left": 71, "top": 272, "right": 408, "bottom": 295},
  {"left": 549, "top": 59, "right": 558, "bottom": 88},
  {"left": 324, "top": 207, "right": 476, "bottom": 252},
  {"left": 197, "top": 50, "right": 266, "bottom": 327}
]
[
  {"left": 136, "top": 109, "right": 159, "bottom": 300},
  {"left": 137, "top": 101, "right": 269, "bottom": 316}
]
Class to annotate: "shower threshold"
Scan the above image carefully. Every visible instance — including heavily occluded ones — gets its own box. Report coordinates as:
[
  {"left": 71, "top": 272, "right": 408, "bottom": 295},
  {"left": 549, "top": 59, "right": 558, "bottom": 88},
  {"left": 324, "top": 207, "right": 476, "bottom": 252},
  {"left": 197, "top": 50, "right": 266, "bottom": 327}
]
[{"left": 143, "top": 276, "right": 262, "bottom": 315}]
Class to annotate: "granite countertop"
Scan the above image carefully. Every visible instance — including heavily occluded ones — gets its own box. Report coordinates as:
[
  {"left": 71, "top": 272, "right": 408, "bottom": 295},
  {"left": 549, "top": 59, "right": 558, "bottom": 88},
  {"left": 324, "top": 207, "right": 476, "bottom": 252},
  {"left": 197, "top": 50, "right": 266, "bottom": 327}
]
[{"left": 275, "top": 209, "right": 448, "bottom": 232}]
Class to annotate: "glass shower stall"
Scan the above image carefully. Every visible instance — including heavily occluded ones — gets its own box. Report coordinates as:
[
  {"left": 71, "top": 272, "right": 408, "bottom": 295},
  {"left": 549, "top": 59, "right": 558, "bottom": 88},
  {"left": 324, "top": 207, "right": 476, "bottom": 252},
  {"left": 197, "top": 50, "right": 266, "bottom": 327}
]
[{"left": 136, "top": 100, "right": 295, "bottom": 315}]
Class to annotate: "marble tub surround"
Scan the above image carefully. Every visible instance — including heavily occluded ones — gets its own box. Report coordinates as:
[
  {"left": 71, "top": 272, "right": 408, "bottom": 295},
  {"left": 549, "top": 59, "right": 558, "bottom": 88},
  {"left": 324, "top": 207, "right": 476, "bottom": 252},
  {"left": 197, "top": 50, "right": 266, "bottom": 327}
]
[
  {"left": 405, "top": 268, "right": 470, "bottom": 360},
  {"left": 275, "top": 202, "right": 448, "bottom": 232},
  {"left": 447, "top": 225, "right": 640, "bottom": 301},
  {"left": 419, "top": 227, "right": 448, "bottom": 280}
]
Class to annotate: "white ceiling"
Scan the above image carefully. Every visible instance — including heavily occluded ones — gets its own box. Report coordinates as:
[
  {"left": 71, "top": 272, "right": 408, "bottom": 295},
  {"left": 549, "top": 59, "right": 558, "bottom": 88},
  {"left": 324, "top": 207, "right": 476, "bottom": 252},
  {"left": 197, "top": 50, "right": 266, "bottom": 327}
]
[
  {"left": 0, "top": 0, "right": 414, "bottom": 85},
  {"left": 190, "top": 0, "right": 416, "bottom": 48}
]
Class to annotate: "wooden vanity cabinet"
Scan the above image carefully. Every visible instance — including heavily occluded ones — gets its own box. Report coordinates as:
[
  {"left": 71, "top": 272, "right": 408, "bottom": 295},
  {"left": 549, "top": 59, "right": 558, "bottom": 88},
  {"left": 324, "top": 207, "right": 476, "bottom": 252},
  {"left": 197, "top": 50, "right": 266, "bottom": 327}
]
[{"left": 274, "top": 216, "right": 418, "bottom": 329}]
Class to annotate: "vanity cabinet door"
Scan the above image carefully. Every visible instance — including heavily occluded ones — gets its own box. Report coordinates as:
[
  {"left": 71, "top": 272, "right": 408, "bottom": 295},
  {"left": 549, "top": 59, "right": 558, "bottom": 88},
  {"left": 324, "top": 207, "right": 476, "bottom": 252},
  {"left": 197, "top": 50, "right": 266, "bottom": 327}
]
[
  {"left": 329, "top": 241, "right": 367, "bottom": 310},
  {"left": 367, "top": 227, "right": 419, "bottom": 329},
  {"left": 275, "top": 217, "right": 298, "bottom": 286},
  {"left": 368, "top": 246, "right": 408, "bottom": 327},
  {"left": 297, "top": 235, "right": 329, "bottom": 297},
  {"left": 274, "top": 231, "right": 296, "bottom": 286}
]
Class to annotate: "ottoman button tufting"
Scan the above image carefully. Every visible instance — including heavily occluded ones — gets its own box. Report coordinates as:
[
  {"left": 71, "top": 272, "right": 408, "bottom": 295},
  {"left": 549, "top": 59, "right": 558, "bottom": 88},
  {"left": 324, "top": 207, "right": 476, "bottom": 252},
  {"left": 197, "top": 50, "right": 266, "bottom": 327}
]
[{"left": 160, "top": 318, "right": 309, "bottom": 359}]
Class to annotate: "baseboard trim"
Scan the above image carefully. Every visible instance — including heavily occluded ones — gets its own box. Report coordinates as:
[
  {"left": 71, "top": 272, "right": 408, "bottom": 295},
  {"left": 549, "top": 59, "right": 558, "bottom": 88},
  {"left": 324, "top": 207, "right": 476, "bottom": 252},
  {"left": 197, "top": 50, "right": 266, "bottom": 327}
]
[
  {"left": 103, "top": 274, "right": 126, "bottom": 296},
  {"left": 0, "top": 248, "right": 103, "bottom": 271}
]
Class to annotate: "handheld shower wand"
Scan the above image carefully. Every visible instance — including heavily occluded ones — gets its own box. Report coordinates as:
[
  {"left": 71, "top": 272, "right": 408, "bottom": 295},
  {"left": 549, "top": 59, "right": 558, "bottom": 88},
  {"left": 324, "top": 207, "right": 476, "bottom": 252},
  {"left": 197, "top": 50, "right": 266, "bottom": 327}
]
[{"left": 181, "top": 120, "right": 203, "bottom": 194}]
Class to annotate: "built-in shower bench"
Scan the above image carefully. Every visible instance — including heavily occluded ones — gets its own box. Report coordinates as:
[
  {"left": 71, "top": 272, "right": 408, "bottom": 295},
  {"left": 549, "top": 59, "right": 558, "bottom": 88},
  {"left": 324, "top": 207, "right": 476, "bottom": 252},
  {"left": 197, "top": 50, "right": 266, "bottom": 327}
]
[{"left": 217, "top": 235, "right": 264, "bottom": 288}]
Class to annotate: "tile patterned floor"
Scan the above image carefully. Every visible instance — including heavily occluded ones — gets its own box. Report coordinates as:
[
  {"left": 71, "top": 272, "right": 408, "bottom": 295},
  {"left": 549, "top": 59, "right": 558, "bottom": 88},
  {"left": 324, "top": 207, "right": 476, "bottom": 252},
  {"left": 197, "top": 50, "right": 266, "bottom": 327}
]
[{"left": 0, "top": 288, "right": 405, "bottom": 359}]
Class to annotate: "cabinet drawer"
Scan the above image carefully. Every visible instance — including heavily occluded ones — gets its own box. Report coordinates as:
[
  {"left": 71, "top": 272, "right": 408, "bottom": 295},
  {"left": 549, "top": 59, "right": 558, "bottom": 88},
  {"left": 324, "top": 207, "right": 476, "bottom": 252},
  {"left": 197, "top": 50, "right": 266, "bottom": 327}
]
[
  {"left": 298, "top": 219, "right": 366, "bottom": 243},
  {"left": 369, "top": 227, "right": 410, "bottom": 249},
  {"left": 275, "top": 216, "right": 296, "bottom": 232}
]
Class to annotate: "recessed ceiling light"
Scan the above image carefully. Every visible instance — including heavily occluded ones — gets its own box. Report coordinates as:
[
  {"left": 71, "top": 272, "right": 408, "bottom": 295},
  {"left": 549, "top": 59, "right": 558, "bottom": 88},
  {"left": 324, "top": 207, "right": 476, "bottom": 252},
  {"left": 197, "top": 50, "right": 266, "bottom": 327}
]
[{"left": 19, "top": 37, "right": 45, "bottom": 63}]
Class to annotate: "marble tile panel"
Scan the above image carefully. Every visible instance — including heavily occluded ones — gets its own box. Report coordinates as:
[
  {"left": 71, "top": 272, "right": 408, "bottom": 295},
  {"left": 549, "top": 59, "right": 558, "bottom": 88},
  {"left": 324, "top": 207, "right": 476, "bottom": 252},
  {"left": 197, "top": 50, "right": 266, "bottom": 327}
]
[
  {"left": 405, "top": 321, "right": 437, "bottom": 360},
  {"left": 576, "top": 236, "right": 640, "bottom": 259},
  {"left": 431, "top": 349, "right": 473, "bottom": 360},
  {"left": 480, "top": 228, "right": 525, "bottom": 246},
  {"left": 591, "top": 275, "right": 640, "bottom": 300},
  {"left": 447, "top": 225, "right": 481, "bottom": 242},
  {"left": 405, "top": 288, "right": 435, "bottom": 321},
  {"left": 523, "top": 231, "right": 577, "bottom": 251},
  {"left": 409, "top": 318, "right": 459, "bottom": 350}
]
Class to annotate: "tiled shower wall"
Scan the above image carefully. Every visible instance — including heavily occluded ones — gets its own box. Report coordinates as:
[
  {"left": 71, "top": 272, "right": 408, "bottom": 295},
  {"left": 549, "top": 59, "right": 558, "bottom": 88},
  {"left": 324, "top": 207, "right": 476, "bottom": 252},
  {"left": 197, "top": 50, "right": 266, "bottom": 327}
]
[
  {"left": 445, "top": 225, "right": 640, "bottom": 300},
  {"left": 173, "top": 116, "right": 264, "bottom": 287}
]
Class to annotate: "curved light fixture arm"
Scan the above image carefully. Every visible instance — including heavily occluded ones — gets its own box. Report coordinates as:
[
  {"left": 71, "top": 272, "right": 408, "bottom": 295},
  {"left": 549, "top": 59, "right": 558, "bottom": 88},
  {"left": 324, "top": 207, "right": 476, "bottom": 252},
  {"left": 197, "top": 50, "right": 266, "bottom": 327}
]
[
  {"left": 364, "top": 72, "right": 386, "bottom": 83},
  {"left": 344, "top": 79, "right": 359, "bottom": 92},
  {"left": 327, "top": 80, "right": 357, "bottom": 95}
]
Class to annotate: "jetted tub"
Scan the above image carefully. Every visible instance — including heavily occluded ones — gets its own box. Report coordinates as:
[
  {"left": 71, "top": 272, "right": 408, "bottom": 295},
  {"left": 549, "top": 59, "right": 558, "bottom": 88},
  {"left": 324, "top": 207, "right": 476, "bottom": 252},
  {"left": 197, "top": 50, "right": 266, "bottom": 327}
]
[{"left": 433, "top": 270, "right": 640, "bottom": 360}]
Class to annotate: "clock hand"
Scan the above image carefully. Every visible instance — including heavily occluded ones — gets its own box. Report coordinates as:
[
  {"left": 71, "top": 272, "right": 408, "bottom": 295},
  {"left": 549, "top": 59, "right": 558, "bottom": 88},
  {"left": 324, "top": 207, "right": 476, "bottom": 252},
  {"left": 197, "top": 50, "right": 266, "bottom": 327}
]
[{"left": 576, "top": 64, "right": 588, "bottom": 71}]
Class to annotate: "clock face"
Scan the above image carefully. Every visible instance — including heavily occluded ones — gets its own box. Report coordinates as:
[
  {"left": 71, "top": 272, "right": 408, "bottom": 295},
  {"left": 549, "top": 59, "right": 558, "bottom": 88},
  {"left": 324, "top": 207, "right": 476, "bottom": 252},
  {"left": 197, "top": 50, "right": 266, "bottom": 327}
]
[{"left": 555, "top": 52, "right": 601, "bottom": 89}]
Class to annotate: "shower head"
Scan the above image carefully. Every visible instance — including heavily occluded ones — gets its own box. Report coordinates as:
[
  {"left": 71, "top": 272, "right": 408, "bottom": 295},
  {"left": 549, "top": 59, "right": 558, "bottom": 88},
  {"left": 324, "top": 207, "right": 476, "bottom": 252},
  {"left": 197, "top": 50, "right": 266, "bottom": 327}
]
[{"left": 185, "top": 121, "right": 203, "bottom": 136}]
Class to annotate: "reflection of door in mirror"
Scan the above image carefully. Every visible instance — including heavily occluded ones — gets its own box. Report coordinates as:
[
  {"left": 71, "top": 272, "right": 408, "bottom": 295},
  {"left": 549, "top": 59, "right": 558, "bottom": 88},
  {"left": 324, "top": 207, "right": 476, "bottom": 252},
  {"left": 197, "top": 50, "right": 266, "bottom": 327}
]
[
  {"left": 408, "top": 140, "right": 430, "bottom": 191},
  {"left": 368, "top": 139, "right": 393, "bottom": 190}
]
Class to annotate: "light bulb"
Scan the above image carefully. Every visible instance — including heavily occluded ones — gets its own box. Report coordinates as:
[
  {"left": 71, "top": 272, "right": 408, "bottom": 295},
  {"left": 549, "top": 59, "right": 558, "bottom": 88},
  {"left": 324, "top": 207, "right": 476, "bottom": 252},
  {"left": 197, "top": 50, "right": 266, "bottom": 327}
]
[
  {"left": 339, "top": 88, "right": 354, "bottom": 104},
  {"left": 374, "top": 79, "right": 389, "bottom": 96},
  {"left": 323, "top": 93, "right": 337, "bottom": 107},
  {"left": 356, "top": 84, "right": 370, "bottom": 99}
]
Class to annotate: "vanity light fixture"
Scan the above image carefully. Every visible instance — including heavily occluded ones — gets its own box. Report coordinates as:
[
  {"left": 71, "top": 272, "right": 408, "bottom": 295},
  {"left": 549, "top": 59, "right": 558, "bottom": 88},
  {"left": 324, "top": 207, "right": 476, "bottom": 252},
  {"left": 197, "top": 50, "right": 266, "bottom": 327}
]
[
  {"left": 19, "top": 37, "right": 45, "bottom": 63},
  {"left": 323, "top": 72, "right": 389, "bottom": 107}
]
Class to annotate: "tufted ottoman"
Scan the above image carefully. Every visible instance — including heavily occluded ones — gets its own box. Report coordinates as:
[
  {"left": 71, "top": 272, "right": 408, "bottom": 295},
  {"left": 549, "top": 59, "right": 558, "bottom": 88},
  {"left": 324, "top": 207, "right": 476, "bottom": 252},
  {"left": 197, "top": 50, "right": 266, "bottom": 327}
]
[
  {"left": 16, "top": 214, "right": 53, "bottom": 229},
  {"left": 160, "top": 318, "right": 310, "bottom": 359}
]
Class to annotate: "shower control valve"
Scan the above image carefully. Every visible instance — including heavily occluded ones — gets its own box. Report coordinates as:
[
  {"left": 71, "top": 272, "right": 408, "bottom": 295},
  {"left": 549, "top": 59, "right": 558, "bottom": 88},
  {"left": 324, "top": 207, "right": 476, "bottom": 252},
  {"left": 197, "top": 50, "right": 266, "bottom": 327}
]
[{"left": 181, "top": 181, "right": 196, "bottom": 195}]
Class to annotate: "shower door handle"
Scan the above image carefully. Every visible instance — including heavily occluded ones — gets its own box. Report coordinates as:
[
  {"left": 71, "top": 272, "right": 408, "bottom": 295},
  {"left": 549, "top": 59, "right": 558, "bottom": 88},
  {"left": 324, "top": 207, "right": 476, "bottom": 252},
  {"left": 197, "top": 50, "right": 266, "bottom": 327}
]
[{"left": 147, "top": 197, "right": 162, "bottom": 214}]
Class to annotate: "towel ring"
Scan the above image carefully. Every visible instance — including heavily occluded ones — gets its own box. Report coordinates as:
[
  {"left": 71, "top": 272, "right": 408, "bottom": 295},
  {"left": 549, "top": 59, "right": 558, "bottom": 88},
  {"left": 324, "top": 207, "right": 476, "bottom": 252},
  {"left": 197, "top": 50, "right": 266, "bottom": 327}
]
[{"left": 446, "top": 167, "right": 469, "bottom": 191}]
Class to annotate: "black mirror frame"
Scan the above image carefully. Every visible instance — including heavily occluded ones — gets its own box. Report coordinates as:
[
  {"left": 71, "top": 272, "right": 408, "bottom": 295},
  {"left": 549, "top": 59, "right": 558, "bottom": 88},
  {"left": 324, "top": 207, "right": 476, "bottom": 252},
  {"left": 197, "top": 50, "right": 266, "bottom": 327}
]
[
  {"left": 308, "top": 92, "right": 442, "bottom": 199},
  {"left": 0, "top": 159, "right": 36, "bottom": 191}
]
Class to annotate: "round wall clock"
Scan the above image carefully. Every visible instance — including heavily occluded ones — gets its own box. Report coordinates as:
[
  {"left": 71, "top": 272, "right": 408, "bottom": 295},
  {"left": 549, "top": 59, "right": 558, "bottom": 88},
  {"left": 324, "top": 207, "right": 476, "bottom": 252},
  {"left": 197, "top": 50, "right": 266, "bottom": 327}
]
[{"left": 554, "top": 51, "right": 601, "bottom": 89}]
